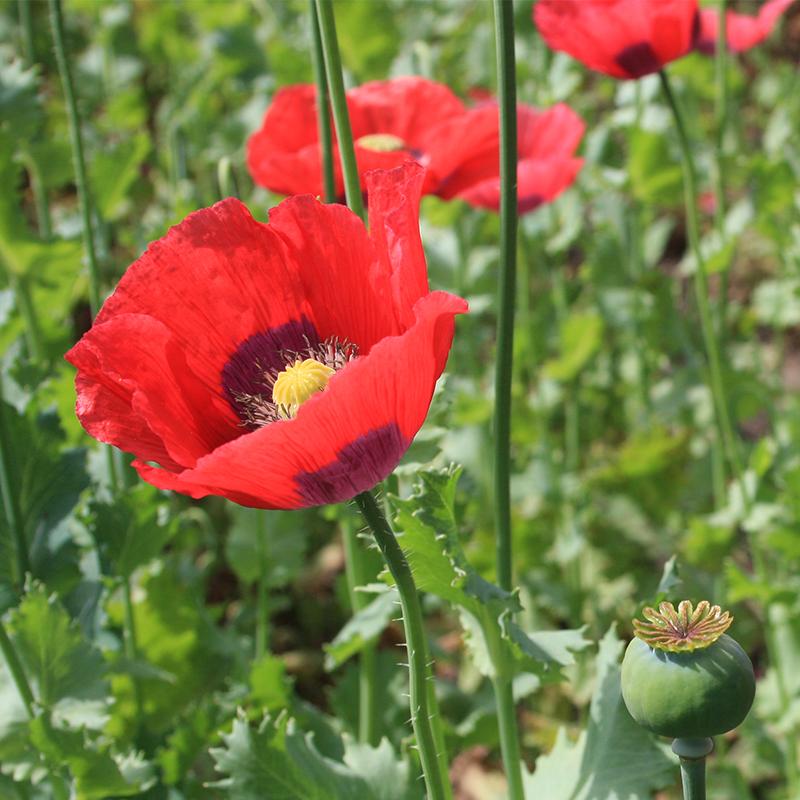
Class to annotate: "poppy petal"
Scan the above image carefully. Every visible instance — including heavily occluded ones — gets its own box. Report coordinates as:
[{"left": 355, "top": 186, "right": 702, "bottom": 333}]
[
  {"left": 66, "top": 314, "right": 237, "bottom": 469},
  {"left": 127, "top": 290, "right": 467, "bottom": 509},
  {"left": 534, "top": 0, "right": 699, "bottom": 80},
  {"left": 247, "top": 85, "right": 342, "bottom": 197},
  {"left": 697, "top": 0, "right": 794, "bottom": 53}
]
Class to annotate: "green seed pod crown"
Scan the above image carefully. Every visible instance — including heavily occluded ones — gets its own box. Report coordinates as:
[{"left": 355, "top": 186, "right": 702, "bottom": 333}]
[{"left": 621, "top": 600, "right": 755, "bottom": 739}]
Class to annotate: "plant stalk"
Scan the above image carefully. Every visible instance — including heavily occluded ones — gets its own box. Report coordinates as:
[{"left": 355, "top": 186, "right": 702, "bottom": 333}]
[
  {"left": 342, "top": 515, "right": 378, "bottom": 745},
  {"left": 355, "top": 491, "right": 451, "bottom": 800},
  {"left": 658, "top": 70, "right": 745, "bottom": 500},
  {"left": 309, "top": 0, "right": 336, "bottom": 203},
  {"left": 48, "top": 0, "right": 103, "bottom": 316},
  {"left": 672, "top": 737, "right": 713, "bottom": 800},
  {"left": 17, "top": 0, "right": 35, "bottom": 65},
  {"left": 0, "top": 385, "right": 30, "bottom": 586},
  {"left": 0, "top": 620, "right": 35, "bottom": 718},
  {"left": 491, "top": 0, "right": 518, "bottom": 594},
  {"left": 313, "top": 0, "right": 364, "bottom": 221},
  {"left": 714, "top": 0, "right": 730, "bottom": 338}
]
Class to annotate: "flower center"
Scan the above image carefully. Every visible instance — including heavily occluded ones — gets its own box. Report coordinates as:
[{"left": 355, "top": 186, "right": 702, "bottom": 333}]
[
  {"left": 272, "top": 358, "right": 335, "bottom": 419},
  {"left": 633, "top": 600, "right": 733, "bottom": 653},
  {"left": 356, "top": 133, "right": 406, "bottom": 152}
]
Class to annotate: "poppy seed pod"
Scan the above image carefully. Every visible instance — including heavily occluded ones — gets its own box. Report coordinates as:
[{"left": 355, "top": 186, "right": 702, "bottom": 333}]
[{"left": 621, "top": 601, "right": 755, "bottom": 739}]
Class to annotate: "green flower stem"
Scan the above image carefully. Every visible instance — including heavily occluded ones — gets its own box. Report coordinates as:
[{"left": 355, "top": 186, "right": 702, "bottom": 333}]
[
  {"left": 0, "top": 381, "right": 30, "bottom": 586},
  {"left": 48, "top": 0, "right": 103, "bottom": 315},
  {"left": 491, "top": 0, "right": 518, "bottom": 594},
  {"left": 342, "top": 515, "right": 378, "bottom": 745},
  {"left": 17, "top": 0, "right": 35, "bottom": 65},
  {"left": 254, "top": 512, "right": 271, "bottom": 659},
  {"left": 309, "top": 0, "right": 336, "bottom": 204},
  {"left": 21, "top": 151, "right": 53, "bottom": 241},
  {"left": 122, "top": 578, "right": 145, "bottom": 732},
  {"left": 0, "top": 620, "right": 34, "bottom": 718},
  {"left": 672, "top": 737, "right": 713, "bottom": 800},
  {"left": 658, "top": 70, "right": 745, "bottom": 500},
  {"left": 714, "top": 0, "right": 730, "bottom": 338},
  {"left": 355, "top": 491, "right": 451, "bottom": 800},
  {"left": 8, "top": 272, "right": 43, "bottom": 362},
  {"left": 313, "top": 0, "right": 364, "bottom": 221}
]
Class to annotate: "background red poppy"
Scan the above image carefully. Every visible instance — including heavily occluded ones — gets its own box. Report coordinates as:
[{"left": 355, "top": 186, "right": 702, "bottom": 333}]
[{"left": 533, "top": 0, "right": 700, "bottom": 80}]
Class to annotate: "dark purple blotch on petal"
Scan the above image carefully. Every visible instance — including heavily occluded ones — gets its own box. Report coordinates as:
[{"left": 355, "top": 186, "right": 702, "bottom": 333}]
[
  {"left": 222, "top": 317, "right": 319, "bottom": 410},
  {"left": 518, "top": 193, "right": 544, "bottom": 214},
  {"left": 295, "top": 423, "right": 408, "bottom": 506},
  {"left": 615, "top": 42, "right": 663, "bottom": 78}
]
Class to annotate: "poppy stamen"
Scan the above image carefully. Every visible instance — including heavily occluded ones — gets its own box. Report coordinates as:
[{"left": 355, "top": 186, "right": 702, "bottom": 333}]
[
  {"left": 272, "top": 358, "right": 335, "bottom": 419},
  {"left": 356, "top": 133, "right": 406, "bottom": 152}
]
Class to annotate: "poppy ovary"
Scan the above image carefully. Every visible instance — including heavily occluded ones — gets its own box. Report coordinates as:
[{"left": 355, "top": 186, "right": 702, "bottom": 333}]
[
  {"left": 272, "top": 358, "right": 335, "bottom": 419},
  {"left": 356, "top": 133, "right": 406, "bottom": 152}
]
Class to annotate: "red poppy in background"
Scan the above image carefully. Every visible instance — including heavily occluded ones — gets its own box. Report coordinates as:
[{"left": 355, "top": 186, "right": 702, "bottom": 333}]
[
  {"left": 696, "top": 0, "right": 794, "bottom": 54},
  {"left": 247, "top": 77, "right": 467, "bottom": 198},
  {"left": 533, "top": 0, "right": 700, "bottom": 80},
  {"left": 66, "top": 164, "right": 467, "bottom": 509},
  {"left": 436, "top": 103, "right": 585, "bottom": 214}
]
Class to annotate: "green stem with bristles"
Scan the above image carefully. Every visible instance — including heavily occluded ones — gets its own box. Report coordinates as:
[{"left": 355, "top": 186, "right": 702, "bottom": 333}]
[
  {"left": 491, "top": 0, "right": 518, "bottom": 595},
  {"left": 714, "top": 0, "right": 730, "bottom": 340},
  {"left": 489, "top": 5, "right": 525, "bottom": 799},
  {"left": 310, "top": 0, "right": 336, "bottom": 203},
  {"left": 658, "top": 70, "right": 746, "bottom": 504},
  {"left": 17, "top": 0, "right": 35, "bottom": 65},
  {"left": 48, "top": 0, "right": 103, "bottom": 315},
  {"left": 342, "top": 515, "right": 378, "bottom": 745},
  {"left": 0, "top": 384, "right": 30, "bottom": 589},
  {"left": 313, "top": 0, "right": 363, "bottom": 220},
  {"left": 355, "top": 492, "right": 451, "bottom": 800}
]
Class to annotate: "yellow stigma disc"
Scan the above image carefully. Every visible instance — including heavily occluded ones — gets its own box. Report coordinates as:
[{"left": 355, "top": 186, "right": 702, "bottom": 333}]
[
  {"left": 272, "top": 358, "right": 335, "bottom": 418},
  {"left": 356, "top": 133, "right": 406, "bottom": 152}
]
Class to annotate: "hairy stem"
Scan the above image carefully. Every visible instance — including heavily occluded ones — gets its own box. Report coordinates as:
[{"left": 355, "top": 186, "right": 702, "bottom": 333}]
[
  {"left": 491, "top": 0, "right": 518, "bottom": 593},
  {"left": 714, "top": 0, "right": 730, "bottom": 338},
  {"left": 309, "top": 0, "right": 336, "bottom": 203},
  {"left": 355, "top": 492, "right": 451, "bottom": 800},
  {"left": 659, "top": 69, "right": 745, "bottom": 501},
  {"left": 48, "top": 0, "right": 103, "bottom": 315},
  {"left": 0, "top": 382, "right": 30, "bottom": 587},
  {"left": 313, "top": 0, "right": 364, "bottom": 221},
  {"left": 342, "top": 515, "right": 378, "bottom": 745}
]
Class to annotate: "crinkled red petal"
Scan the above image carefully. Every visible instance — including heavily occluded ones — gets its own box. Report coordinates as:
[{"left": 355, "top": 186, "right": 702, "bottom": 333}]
[{"left": 130, "top": 291, "right": 467, "bottom": 509}]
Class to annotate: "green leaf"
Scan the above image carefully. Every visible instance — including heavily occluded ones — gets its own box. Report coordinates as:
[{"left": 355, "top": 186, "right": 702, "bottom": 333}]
[
  {"left": 83, "top": 483, "right": 179, "bottom": 578},
  {"left": 0, "top": 400, "right": 88, "bottom": 594},
  {"left": 523, "top": 626, "right": 674, "bottom": 799},
  {"left": 3, "top": 581, "right": 107, "bottom": 712},
  {"left": 210, "top": 713, "right": 420, "bottom": 800},
  {"left": 324, "top": 588, "right": 398, "bottom": 671},
  {"left": 89, "top": 134, "right": 150, "bottom": 220},
  {"left": 543, "top": 311, "right": 605, "bottom": 382},
  {"left": 627, "top": 128, "right": 683, "bottom": 206},
  {"left": 391, "top": 467, "right": 589, "bottom": 681},
  {"left": 249, "top": 654, "right": 292, "bottom": 712},
  {"left": 28, "top": 717, "right": 154, "bottom": 799},
  {"left": 225, "top": 507, "right": 310, "bottom": 589}
]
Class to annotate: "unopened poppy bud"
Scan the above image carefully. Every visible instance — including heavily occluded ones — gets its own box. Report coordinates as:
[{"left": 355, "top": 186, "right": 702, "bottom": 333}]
[{"left": 621, "top": 600, "right": 755, "bottom": 739}]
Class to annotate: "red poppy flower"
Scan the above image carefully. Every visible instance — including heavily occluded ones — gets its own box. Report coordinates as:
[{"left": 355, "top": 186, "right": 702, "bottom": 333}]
[
  {"left": 247, "top": 77, "right": 468, "bottom": 199},
  {"left": 66, "top": 164, "right": 467, "bottom": 509},
  {"left": 696, "top": 0, "right": 794, "bottom": 54},
  {"left": 533, "top": 0, "right": 700, "bottom": 80},
  {"left": 435, "top": 103, "right": 585, "bottom": 214}
]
